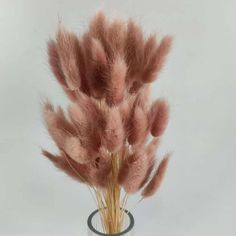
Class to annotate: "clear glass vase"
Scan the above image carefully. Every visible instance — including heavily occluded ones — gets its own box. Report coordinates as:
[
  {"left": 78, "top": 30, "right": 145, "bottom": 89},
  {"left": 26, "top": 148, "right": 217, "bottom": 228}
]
[{"left": 87, "top": 209, "right": 134, "bottom": 236}]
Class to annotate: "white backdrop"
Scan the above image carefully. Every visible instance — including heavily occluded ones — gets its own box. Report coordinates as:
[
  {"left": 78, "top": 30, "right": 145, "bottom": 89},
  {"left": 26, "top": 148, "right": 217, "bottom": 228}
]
[{"left": 0, "top": 0, "right": 235, "bottom": 235}]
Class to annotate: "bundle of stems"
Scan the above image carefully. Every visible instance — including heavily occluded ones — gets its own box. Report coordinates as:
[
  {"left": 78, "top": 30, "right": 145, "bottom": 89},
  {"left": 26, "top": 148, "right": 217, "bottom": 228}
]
[
  {"left": 42, "top": 11, "right": 172, "bottom": 234},
  {"left": 95, "top": 153, "right": 127, "bottom": 233}
]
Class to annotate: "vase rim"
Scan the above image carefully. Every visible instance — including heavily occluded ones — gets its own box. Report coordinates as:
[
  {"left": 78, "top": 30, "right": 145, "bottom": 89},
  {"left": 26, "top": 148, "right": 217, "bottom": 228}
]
[{"left": 87, "top": 208, "right": 134, "bottom": 236}]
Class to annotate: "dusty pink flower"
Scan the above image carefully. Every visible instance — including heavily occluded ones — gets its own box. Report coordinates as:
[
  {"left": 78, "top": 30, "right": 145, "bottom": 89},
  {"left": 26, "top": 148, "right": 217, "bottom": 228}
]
[
  {"left": 64, "top": 137, "right": 90, "bottom": 164},
  {"left": 128, "top": 106, "right": 148, "bottom": 145},
  {"left": 142, "top": 36, "right": 172, "bottom": 83},
  {"left": 56, "top": 26, "right": 81, "bottom": 90},
  {"left": 142, "top": 153, "right": 170, "bottom": 198},
  {"left": 150, "top": 99, "right": 169, "bottom": 137},
  {"left": 42, "top": 12, "right": 173, "bottom": 201},
  {"left": 119, "top": 150, "right": 148, "bottom": 194},
  {"left": 106, "top": 56, "right": 127, "bottom": 105},
  {"left": 102, "top": 107, "right": 124, "bottom": 152}
]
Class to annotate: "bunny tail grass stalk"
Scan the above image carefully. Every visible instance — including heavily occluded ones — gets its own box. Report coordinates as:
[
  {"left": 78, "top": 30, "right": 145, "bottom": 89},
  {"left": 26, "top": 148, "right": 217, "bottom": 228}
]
[
  {"left": 95, "top": 153, "right": 128, "bottom": 234},
  {"left": 43, "top": 11, "right": 173, "bottom": 234}
]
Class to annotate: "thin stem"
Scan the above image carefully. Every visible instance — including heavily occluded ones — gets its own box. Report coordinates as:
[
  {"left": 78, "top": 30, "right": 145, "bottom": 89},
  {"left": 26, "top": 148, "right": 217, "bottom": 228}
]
[{"left": 95, "top": 152, "right": 128, "bottom": 234}]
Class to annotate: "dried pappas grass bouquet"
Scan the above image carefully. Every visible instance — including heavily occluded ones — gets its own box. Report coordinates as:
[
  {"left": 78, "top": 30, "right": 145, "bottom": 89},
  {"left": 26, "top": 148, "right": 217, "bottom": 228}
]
[{"left": 42, "top": 11, "right": 172, "bottom": 234}]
